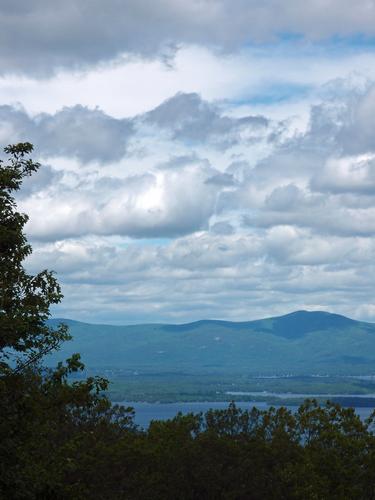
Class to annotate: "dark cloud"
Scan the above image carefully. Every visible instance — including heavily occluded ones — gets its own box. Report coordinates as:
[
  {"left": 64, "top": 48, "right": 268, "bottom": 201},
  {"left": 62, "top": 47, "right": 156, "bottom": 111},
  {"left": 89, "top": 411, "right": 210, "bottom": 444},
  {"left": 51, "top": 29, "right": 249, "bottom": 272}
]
[
  {"left": 210, "top": 221, "right": 235, "bottom": 235},
  {"left": 17, "top": 164, "right": 63, "bottom": 198},
  {"left": 205, "top": 173, "right": 236, "bottom": 186},
  {"left": 0, "top": 94, "right": 269, "bottom": 163},
  {"left": 264, "top": 184, "right": 313, "bottom": 210},
  {"left": 244, "top": 196, "right": 375, "bottom": 238},
  {"left": 36, "top": 106, "right": 133, "bottom": 163},
  {"left": 143, "top": 92, "right": 269, "bottom": 148},
  {"left": 2, "top": 1, "right": 375, "bottom": 76},
  {"left": 289, "top": 84, "right": 375, "bottom": 158},
  {"left": 336, "top": 87, "right": 375, "bottom": 156},
  {"left": 0, "top": 104, "right": 133, "bottom": 162}
]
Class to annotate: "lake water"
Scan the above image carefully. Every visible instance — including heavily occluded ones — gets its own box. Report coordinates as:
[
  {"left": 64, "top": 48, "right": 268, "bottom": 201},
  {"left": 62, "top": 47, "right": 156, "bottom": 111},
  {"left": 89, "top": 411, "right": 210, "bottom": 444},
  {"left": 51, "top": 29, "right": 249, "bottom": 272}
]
[
  {"left": 226, "top": 391, "right": 375, "bottom": 398},
  {"left": 117, "top": 401, "right": 375, "bottom": 429}
]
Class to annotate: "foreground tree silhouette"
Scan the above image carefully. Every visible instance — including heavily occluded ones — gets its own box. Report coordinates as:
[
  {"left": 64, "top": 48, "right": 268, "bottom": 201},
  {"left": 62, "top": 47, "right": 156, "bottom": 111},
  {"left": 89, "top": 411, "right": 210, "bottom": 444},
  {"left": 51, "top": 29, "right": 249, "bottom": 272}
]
[{"left": 0, "top": 142, "right": 69, "bottom": 372}]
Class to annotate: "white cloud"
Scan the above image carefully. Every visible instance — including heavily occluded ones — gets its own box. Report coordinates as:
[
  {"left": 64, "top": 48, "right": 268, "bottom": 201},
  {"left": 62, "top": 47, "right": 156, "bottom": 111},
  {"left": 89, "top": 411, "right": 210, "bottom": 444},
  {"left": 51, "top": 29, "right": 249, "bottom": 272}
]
[
  {"left": 27, "top": 228, "right": 375, "bottom": 323},
  {"left": 22, "top": 163, "right": 222, "bottom": 240},
  {"left": 311, "top": 155, "right": 375, "bottom": 194},
  {"left": 3, "top": 3, "right": 375, "bottom": 323},
  {"left": 9, "top": 79, "right": 374, "bottom": 323},
  {"left": 3, "top": 44, "right": 375, "bottom": 121}
]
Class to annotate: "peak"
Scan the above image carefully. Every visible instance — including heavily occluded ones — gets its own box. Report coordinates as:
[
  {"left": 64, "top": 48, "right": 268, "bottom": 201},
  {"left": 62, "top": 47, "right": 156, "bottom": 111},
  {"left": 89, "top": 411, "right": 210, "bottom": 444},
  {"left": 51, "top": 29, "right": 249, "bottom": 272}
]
[
  {"left": 268, "top": 310, "right": 357, "bottom": 339},
  {"left": 285, "top": 310, "right": 332, "bottom": 317},
  {"left": 280, "top": 309, "right": 355, "bottom": 322}
]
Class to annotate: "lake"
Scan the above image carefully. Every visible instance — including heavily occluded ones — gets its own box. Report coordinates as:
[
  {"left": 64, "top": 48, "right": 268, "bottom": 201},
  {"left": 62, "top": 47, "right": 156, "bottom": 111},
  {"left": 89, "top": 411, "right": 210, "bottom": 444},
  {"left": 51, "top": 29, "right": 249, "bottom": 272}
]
[{"left": 117, "top": 401, "right": 375, "bottom": 429}]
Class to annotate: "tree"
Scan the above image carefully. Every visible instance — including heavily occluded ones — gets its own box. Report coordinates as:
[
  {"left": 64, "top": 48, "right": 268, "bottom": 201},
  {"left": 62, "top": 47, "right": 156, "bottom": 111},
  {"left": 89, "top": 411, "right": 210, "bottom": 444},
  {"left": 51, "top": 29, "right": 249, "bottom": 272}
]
[
  {"left": 0, "top": 142, "right": 69, "bottom": 373},
  {"left": 0, "top": 144, "right": 135, "bottom": 498}
]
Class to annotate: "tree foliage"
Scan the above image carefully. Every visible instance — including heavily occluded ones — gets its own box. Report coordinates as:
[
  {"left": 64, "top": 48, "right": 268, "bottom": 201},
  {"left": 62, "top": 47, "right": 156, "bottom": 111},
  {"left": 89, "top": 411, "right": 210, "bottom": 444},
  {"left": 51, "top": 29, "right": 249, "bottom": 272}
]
[{"left": 0, "top": 142, "right": 69, "bottom": 371}]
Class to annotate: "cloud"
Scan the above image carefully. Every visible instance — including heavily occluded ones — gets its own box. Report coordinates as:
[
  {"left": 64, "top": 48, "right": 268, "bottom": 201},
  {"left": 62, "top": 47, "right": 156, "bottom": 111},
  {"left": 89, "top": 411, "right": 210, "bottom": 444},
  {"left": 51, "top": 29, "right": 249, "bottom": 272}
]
[
  {"left": 243, "top": 182, "right": 375, "bottom": 237},
  {"left": 0, "top": 104, "right": 133, "bottom": 163},
  {"left": 1, "top": 0, "right": 375, "bottom": 327},
  {"left": 287, "top": 83, "right": 375, "bottom": 158},
  {"left": 22, "top": 163, "right": 222, "bottom": 240},
  {"left": 12, "top": 83, "right": 375, "bottom": 246},
  {"left": 26, "top": 228, "right": 375, "bottom": 323},
  {"left": 7, "top": 74, "right": 375, "bottom": 323},
  {"left": 212, "top": 84, "right": 375, "bottom": 241},
  {"left": 143, "top": 92, "right": 269, "bottom": 148},
  {"left": 17, "top": 163, "right": 63, "bottom": 198},
  {"left": 336, "top": 86, "right": 375, "bottom": 155},
  {"left": 34, "top": 106, "right": 134, "bottom": 163},
  {"left": 3, "top": 1, "right": 375, "bottom": 76},
  {"left": 311, "top": 156, "right": 375, "bottom": 194},
  {"left": 0, "top": 93, "right": 270, "bottom": 168}
]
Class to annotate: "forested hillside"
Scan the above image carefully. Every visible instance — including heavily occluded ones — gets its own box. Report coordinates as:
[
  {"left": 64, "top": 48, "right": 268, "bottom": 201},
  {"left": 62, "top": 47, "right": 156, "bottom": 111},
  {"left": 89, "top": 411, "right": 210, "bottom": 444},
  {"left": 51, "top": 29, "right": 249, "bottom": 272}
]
[{"left": 48, "top": 311, "right": 375, "bottom": 375}]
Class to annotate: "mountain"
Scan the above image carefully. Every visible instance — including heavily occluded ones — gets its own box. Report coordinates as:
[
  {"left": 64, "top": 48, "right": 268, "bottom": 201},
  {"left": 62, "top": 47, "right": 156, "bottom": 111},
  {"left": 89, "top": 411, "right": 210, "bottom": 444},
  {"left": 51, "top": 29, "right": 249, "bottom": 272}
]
[{"left": 46, "top": 311, "right": 375, "bottom": 375}]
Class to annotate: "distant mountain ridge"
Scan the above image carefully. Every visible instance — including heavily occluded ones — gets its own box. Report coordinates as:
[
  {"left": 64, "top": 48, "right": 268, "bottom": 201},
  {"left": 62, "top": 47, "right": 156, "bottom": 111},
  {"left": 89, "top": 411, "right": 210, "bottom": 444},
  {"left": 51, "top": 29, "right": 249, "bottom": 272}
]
[
  {"left": 47, "top": 311, "right": 375, "bottom": 375},
  {"left": 159, "top": 310, "right": 361, "bottom": 339}
]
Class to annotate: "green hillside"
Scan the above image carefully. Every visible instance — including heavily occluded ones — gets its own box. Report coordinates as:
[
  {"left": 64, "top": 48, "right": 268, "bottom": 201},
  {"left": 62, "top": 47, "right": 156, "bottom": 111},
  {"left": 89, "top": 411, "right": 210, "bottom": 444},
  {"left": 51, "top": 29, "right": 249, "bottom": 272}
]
[{"left": 47, "top": 310, "right": 375, "bottom": 376}]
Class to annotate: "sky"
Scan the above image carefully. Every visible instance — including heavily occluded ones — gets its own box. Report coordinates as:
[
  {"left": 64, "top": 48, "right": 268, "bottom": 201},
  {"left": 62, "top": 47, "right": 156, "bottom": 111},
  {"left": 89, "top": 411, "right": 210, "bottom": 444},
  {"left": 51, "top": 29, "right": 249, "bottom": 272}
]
[{"left": 3, "top": 0, "right": 375, "bottom": 324}]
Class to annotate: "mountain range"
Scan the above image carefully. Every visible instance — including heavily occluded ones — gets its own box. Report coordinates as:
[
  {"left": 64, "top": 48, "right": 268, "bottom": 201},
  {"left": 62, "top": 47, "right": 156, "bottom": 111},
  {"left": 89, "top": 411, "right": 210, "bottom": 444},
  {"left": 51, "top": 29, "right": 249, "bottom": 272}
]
[{"left": 47, "top": 310, "right": 375, "bottom": 375}]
